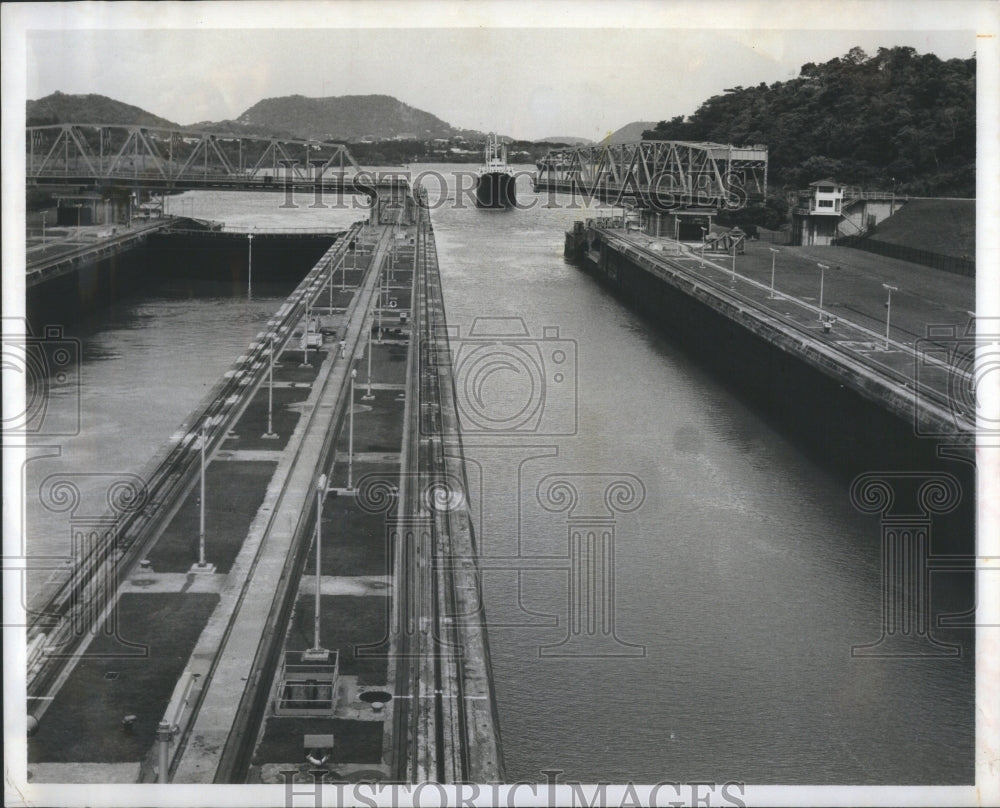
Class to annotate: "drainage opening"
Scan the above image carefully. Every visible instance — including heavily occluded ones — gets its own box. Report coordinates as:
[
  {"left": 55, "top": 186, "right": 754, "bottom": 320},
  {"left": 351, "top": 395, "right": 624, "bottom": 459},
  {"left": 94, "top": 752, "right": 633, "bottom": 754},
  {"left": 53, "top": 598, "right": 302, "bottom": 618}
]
[{"left": 359, "top": 690, "right": 392, "bottom": 704}]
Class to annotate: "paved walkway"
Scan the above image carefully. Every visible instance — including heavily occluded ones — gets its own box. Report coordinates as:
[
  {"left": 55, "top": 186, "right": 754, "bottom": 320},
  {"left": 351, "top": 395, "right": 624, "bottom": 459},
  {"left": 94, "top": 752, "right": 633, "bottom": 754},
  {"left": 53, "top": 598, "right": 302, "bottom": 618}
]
[{"left": 607, "top": 229, "right": 976, "bottom": 430}]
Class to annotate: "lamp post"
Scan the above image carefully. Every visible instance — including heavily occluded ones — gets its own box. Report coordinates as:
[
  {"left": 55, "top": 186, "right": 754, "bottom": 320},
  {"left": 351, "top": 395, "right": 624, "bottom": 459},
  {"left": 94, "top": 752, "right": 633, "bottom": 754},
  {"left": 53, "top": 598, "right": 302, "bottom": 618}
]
[
  {"left": 41, "top": 211, "right": 47, "bottom": 250},
  {"left": 699, "top": 226, "right": 707, "bottom": 266},
  {"left": 882, "top": 283, "right": 898, "bottom": 350},
  {"left": 301, "top": 303, "right": 312, "bottom": 367},
  {"left": 263, "top": 335, "right": 278, "bottom": 439},
  {"left": 730, "top": 238, "right": 737, "bottom": 285},
  {"left": 247, "top": 230, "right": 254, "bottom": 300},
  {"left": 191, "top": 425, "right": 214, "bottom": 573},
  {"left": 306, "top": 472, "right": 329, "bottom": 660},
  {"left": 377, "top": 271, "right": 384, "bottom": 344},
  {"left": 817, "top": 263, "right": 830, "bottom": 321},
  {"left": 329, "top": 254, "right": 335, "bottom": 313},
  {"left": 348, "top": 369, "right": 357, "bottom": 490},
  {"left": 198, "top": 425, "right": 206, "bottom": 566},
  {"left": 346, "top": 238, "right": 355, "bottom": 289},
  {"left": 363, "top": 315, "right": 375, "bottom": 401},
  {"left": 768, "top": 247, "right": 780, "bottom": 299}
]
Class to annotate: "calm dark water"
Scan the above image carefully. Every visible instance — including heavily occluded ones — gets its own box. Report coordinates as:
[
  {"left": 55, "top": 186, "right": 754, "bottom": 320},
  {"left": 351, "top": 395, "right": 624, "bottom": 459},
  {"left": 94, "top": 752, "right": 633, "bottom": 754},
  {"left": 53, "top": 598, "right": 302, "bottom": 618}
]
[
  {"left": 25, "top": 176, "right": 973, "bottom": 785},
  {"left": 423, "top": 167, "right": 973, "bottom": 785}
]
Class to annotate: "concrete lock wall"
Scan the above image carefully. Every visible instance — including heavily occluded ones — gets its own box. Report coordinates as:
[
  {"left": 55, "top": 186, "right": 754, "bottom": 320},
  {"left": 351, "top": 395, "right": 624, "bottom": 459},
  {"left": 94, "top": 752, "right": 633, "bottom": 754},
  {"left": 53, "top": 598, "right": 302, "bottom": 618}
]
[
  {"left": 571, "top": 232, "right": 973, "bottom": 553},
  {"left": 27, "top": 233, "right": 337, "bottom": 329}
]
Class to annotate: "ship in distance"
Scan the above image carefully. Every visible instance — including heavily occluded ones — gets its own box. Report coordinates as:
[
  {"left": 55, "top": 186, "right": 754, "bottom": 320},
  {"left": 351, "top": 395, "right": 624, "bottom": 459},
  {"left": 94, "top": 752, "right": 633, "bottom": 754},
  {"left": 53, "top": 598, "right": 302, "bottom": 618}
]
[{"left": 475, "top": 133, "right": 517, "bottom": 209}]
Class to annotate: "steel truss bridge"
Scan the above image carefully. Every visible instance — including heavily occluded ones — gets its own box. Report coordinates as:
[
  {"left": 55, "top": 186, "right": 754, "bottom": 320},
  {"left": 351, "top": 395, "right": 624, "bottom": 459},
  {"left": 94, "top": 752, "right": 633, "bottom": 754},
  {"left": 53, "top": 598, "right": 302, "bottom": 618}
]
[
  {"left": 533, "top": 140, "right": 768, "bottom": 210},
  {"left": 26, "top": 123, "right": 409, "bottom": 197}
]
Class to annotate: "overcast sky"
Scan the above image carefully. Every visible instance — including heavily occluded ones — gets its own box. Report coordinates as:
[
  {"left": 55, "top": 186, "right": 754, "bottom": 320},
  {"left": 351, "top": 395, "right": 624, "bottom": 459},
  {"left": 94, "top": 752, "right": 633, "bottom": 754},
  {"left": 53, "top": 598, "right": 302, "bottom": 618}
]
[{"left": 11, "top": 2, "right": 987, "bottom": 141}]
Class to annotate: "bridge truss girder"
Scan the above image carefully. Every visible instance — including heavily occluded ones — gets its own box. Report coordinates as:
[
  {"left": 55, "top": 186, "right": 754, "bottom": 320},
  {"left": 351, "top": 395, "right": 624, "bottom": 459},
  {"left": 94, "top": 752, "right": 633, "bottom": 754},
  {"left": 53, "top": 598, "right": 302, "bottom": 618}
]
[
  {"left": 534, "top": 140, "right": 768, "bottom": 210},
  {"left": 26, "top": 124, "right": 366, "bottom": 190}
]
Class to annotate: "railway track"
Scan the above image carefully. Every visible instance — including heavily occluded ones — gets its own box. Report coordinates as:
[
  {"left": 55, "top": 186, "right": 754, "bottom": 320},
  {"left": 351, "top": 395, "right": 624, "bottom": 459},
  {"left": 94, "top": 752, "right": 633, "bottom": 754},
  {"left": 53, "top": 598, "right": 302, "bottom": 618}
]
[
  {"left": 612, "top": 234, "right": 973, "bottom": 434},
  {"left": 26, "top": 223, "right": 364, "bottom": 705},
  {"left": 391, "top": 202, "right": 475, "bottom": 783},
  {"left": 212, "top": 218, "right": 397, "bottom": 782},
  {"left": 26, "top": 199, "right": 504, "bottom": 784}
]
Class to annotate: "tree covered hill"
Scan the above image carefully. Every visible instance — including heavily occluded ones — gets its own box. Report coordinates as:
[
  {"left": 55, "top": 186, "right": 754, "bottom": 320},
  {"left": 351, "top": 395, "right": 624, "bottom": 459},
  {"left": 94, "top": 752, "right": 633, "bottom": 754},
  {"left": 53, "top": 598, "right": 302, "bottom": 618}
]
[{"left": 643, "top": 46, "right": 975, "bottom": 197}]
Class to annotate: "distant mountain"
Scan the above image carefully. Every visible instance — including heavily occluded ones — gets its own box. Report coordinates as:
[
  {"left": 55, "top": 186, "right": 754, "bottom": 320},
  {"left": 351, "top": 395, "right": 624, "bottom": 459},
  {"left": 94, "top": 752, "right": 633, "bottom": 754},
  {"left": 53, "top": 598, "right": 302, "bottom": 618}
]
[
  {"left": 599, "top": 121, "right": 659, "bottom": 145},
  {"left": 187, "top": 118, "right": 299, "bottom": 140},
  {"left": 537, "top": 136, "right": 593, "bottom": 146},
  {"left": 26, "top": 91, "right": 178, "bottom": 128},
  {"left": 234, "top": 94, "right": 465, "bottom": 142}
]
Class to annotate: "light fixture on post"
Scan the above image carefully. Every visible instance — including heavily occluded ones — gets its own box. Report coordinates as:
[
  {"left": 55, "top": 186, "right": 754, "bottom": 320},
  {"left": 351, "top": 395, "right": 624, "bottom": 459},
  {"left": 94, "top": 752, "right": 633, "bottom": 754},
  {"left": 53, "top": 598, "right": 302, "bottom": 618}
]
[
  {"left": 882, "top": 283, "right": 898, "bottom": 350},
  {"left": 768, "top": 247, "right": 780, "bottom": 299},
  {"left": 303, "top": 472, "right": 330, "bottom": 662},
  {"left": 190, "top": 424, "right": 215, "bottom": 574},
  {"left": 263, "top": 335, "right": 279, "bottom": 439},
  {"left": 301, "top": 304, "right": 312, "bottom": 368},
  {"left": 730, "top": 238, "right": 737, "bottom": 285},
  {"left": 362, "top": 315, "right": 375, "bottom": 401},
  {"left": 348, "top": 369, "right": 357, "bottom": 491},
  {"left": 247, "top": 230, "right": 254, "bottom": 300},
  {"left": 816, "top": 263, "right": 830, "bottom": 321}
]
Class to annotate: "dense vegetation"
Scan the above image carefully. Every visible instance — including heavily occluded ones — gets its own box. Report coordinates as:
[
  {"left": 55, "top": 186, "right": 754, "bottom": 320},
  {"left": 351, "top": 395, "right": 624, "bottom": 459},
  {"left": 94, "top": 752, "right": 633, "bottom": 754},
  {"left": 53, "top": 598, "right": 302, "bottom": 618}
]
[{"left": 643, "top": 47, "right": 976, "bottom": 198}]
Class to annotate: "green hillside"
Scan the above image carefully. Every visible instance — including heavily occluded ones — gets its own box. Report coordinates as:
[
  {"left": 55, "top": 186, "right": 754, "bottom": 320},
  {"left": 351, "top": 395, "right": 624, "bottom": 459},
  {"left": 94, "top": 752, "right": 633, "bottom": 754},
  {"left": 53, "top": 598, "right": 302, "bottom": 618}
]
[
  {"left": 643, "top": 46, "right": 975, "bottom": 197},
  {"left": 868, "top": 199, "right": 975, "bottom": 258}
]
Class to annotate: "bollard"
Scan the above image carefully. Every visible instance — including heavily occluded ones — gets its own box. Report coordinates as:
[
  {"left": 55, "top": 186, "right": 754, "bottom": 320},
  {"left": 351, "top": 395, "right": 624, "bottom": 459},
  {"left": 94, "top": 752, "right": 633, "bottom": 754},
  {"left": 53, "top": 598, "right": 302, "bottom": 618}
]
[{"left": 156, "top": 721, "right": 173, "bottom": 783}]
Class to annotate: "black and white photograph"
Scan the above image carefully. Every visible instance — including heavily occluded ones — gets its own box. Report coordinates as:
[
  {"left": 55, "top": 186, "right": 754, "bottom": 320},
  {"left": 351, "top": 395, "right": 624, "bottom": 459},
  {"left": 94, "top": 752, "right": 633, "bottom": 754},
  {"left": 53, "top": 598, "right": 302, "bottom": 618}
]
[{"left": 3, "top": 1, "right": 998, "bottom": 806}]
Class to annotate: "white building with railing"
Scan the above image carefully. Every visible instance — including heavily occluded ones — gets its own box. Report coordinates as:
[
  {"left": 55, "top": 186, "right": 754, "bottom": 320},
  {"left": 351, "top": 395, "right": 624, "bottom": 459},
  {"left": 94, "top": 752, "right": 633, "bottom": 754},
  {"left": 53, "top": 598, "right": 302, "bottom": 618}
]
[{"left": 791, "top": 178, "right": 844, "bottom": 245}]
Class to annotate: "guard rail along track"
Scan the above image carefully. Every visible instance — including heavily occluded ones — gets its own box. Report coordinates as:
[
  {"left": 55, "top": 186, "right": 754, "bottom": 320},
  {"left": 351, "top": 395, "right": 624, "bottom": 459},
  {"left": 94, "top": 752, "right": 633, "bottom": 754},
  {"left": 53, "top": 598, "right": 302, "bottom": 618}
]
[
  {"left": 26, "top": 222, "right": 365, "bottom": 700},
  {"left": 402, "top": 196, "right": 506, "bottom": 782},
  {"left": 211, "top": 216, "right": 396, "bottom": 782},
  {"left": 599, "top": 230, "right": 975, "bottom": 442}
]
